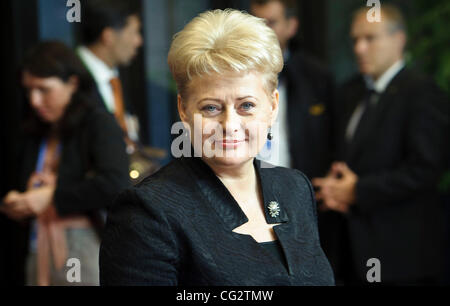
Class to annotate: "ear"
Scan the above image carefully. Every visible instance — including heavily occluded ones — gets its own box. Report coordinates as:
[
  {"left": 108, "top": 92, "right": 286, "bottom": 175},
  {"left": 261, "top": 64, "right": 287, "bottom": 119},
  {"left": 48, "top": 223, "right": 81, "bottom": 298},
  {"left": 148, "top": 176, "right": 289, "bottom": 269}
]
[
  {"left": 287, "top": 17, "right": 299, "bottom": 40},
  {"left": 177, "top": 94, "right": 188, "bottom": 123},
  {"left": 397, "top": 31, "right": 407, "bottom": 52},
  {"left": 269, "top": 89, "right": 279, "bottom": 127},
  {"left": 67, "top": 76, "right": 79, "bottom": 94},
  {"left": 101, "top": 27, "right": 116, "bottom": 46}
]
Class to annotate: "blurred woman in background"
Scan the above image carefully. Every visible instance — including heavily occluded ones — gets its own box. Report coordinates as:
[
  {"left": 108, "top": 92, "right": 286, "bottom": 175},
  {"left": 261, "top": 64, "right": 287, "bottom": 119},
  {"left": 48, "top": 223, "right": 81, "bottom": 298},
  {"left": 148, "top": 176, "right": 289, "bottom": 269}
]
[{"left": 0, "top": 41, "right": 129, "bottom": 285}]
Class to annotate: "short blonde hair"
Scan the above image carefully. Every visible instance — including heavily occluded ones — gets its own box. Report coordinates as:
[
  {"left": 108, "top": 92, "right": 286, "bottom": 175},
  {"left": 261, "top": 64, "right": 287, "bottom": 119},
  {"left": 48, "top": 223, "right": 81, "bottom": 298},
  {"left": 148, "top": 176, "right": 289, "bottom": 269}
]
[{"left": 168, "top": 9, "right": 283, "bottom": 98}]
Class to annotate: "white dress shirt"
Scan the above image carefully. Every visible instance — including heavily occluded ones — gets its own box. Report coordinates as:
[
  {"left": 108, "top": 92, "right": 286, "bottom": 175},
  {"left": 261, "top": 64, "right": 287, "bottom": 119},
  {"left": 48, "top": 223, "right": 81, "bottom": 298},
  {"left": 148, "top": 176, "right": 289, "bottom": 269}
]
[{"left": 77, "top": 46, "right": 119, "bottom": 113}]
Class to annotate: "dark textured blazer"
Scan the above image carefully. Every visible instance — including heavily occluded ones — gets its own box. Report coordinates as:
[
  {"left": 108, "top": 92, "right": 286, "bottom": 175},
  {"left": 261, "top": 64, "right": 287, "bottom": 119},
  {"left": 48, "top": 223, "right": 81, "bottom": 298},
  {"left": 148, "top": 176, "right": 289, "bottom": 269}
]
[
  {"left": 99, "top": 157, "right": 335, "bottom": 286},
  {"left": 282, "top": 51, "right": 335, "bottom": 179},
  {"left": 334, "top": 68, "right": 449, "bottom": 282}
]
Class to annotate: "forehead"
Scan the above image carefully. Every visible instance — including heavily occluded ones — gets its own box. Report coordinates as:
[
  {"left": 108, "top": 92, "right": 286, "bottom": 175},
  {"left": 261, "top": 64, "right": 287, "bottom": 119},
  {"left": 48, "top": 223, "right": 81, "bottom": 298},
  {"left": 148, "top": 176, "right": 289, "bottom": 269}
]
[
  {"left": 121, "top": 15, "right": 141, "bottom": 31},
  {"left": 351, "top": 13, "right": 388, "bottom": 36},
  {"left": 251, "top": 1, "right": 285, "bottom": 20},
  {"left": 186, "top": 71, "right": 266, "bottom": 99},
  {"left": 22, "top": 71, "right": 61, "bottom": 87}
]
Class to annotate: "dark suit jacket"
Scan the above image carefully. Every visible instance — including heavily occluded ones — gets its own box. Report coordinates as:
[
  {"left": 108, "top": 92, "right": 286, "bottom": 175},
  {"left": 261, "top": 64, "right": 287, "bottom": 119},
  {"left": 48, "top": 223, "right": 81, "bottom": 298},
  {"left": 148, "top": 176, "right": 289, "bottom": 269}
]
[
  {"left": 335, "top": 68, "right": 449, "bottom": 282},
  {"left": 99, "top": 157, "right": 335, "bottom": 285},
  {"left": 18, "top": 105, "right": 130, "bottom": 219},
  {"left": 283, "top": 51, "right": 335, "bottom": 179}
]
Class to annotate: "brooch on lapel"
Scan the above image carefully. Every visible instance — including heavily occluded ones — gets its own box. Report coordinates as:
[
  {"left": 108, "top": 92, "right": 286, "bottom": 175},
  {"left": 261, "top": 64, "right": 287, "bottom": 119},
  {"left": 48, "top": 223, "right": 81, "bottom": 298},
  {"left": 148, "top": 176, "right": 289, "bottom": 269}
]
[{"left": 268, "top": 201, "right": 280, "bottom": 218}]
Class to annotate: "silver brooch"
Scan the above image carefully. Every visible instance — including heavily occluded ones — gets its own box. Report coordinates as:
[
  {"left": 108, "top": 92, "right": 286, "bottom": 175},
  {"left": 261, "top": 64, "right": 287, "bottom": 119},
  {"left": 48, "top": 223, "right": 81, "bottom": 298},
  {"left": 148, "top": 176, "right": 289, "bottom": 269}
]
[{"left": 268, "top": 201, "right": 280, "bottom": 218}]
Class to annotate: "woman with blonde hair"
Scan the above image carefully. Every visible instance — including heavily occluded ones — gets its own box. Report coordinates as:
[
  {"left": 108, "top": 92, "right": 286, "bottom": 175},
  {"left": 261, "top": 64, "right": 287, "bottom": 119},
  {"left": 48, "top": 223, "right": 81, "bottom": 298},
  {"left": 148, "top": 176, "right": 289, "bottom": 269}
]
[{"left": 100, "top": 9, "right": 334, "bottom": 286}]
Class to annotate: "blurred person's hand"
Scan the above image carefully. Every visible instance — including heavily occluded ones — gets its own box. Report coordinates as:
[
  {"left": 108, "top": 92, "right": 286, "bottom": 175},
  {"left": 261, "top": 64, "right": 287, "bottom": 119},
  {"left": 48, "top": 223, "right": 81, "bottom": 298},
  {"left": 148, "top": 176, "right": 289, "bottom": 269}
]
[
  {"left": 1, "top": 172, "right": 57, "bottom": 221},
  {"left": 1, "top": 186, "right": 56, "bottom": 220},
  {"left": 312, "top": 162, "right": 358, "bottom": 214},
  {"left": 0, "top": 190, "right": 23, "bottom": 220}
]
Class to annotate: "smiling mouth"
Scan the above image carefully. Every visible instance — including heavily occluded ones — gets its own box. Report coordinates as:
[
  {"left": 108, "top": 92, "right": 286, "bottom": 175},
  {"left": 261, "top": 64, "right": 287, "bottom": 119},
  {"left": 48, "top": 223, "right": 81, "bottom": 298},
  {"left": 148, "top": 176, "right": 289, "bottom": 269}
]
[
  {"left": 217, "top": 139, "right": 245, "bottom": 143},
  {"left": 215, "top": 139, "right": 246, "bottom": 149}
]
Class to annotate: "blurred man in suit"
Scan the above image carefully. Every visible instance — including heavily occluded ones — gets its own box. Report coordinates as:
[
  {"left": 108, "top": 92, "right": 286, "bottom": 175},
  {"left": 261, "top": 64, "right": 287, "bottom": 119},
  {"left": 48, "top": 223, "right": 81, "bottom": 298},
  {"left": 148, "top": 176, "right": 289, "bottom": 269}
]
[
  {"left": 313, "top": 4, "right": 449, "bottom": 285},
  {"left": 250, "top": 0, "right": 335, "bottom": 177},
  {"left": 76, "top": 0, "right": 143, "bottom": 147}
]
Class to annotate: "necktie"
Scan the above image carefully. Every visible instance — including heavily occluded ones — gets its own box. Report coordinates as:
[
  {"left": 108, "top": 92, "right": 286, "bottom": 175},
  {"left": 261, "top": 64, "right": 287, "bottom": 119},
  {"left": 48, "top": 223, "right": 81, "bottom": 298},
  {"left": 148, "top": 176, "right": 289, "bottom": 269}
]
[
  {"left": 359, "top": 88, "right": 378, "bottom": 124},
  {"left": 110, "top": 77, "right": 128, "bottom": 134},
  {"left": 346, "top": 88, "right": 379, "bottom": 143}
]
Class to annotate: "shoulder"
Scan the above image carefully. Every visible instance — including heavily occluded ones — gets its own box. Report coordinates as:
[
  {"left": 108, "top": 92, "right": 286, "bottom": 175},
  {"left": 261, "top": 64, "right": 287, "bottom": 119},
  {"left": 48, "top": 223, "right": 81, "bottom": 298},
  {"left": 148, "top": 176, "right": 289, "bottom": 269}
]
[
  {"left": 74, "top": 106, "right": 125, "bottom": 145},
  {"left": 393, "top": 69, "right": 448, "bottom": 112},
  {"left": 110, "top": 158, "right": 194, "bottom": 214},
  {"left": 83, "top": 106, "right": 119, "bottom": 130},
  {"left": 395, "top": 68, "right": 432, "bottom": 86},
  {"left": 288, "top": 50, "right": 332, "bottom": 80},
  {"left": 395, "top": 68, "right": 446, "bottom": 98},
  {"left": 257, "top": 162, "right": 318, "bottom": 225},
  {"left": 257, "top": 161, "right": 315, "bottom": 199}
]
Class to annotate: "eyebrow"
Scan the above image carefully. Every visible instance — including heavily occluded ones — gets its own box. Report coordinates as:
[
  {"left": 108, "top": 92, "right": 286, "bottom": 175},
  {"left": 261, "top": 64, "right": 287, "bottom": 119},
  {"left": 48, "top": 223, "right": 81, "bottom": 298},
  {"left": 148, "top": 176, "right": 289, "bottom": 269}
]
[
  {"left": 237, "top": 96, "right": 257, "bottom": 101},
  {"left": 196, "top": 96, "right": 258, "bottom": 104},
  {"left": 197, "top": 98, "right": 223, "bottom": 104}
]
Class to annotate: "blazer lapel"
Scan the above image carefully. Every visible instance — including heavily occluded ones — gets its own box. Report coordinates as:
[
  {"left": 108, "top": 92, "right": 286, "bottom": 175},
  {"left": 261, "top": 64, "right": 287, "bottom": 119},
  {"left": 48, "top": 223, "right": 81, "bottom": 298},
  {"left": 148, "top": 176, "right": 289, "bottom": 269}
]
[
  {"left": 256, "top": 160, "right": 289, "bottom": 224},
  {"left": 182, "top": 157, "right": 248, "bottom": 231},
  {"left": 183, "top": 157, "right": 296, "bottom": 275},
  {"left": 347, "top": 95, "right": 380, "bottom": 162}
]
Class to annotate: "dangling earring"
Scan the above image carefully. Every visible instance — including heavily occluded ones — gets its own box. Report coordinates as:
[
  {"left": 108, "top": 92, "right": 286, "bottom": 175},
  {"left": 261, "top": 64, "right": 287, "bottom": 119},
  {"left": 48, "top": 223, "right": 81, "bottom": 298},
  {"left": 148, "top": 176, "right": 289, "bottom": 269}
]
[{"left": 267, "top": 127, "right": 273, "bottom": 140}]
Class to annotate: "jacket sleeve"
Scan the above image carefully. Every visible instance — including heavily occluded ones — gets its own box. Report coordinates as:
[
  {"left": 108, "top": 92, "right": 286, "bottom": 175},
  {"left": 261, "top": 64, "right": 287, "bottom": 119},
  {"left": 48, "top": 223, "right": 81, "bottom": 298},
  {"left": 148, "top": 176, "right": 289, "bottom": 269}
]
[
  {"left": 354, "top": 82, "right": 449, "bottom": 214},
  {"left": 53, "top": 111, "right": 130, "bottom": 215},
  {"left": 99, "top": 188, "right": 180, "bottom": 285}
]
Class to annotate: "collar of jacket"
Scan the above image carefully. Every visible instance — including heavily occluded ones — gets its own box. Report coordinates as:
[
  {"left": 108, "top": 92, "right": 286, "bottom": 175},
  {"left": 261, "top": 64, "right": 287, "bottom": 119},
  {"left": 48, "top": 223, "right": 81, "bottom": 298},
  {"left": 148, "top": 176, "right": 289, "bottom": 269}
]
[{"left": 180, "top": 156, "right": 289, "bottom": 231}]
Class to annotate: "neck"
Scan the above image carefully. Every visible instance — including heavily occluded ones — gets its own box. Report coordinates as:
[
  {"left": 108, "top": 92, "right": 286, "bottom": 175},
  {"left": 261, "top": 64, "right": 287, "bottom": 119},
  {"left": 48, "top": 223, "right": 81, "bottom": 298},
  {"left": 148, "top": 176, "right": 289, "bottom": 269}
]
[
  {"left": 372, "top": 56, "right": 403, "bottom": 81},
  {"left": 87, "top": 44, "right": 116, "bottom": 69},
  {"left": 204, "top": 158, "right": 256, "bottom": 188}
]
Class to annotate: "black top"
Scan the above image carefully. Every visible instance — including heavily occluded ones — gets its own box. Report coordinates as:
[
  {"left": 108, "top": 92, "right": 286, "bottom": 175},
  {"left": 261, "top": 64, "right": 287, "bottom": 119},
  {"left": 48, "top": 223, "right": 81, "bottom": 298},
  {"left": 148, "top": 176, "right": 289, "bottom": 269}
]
[
  {"left": 259, "top": 240, "right": 288, "bottom": 271},
  {"left": 100, "top": 157, "right": 335, "bottom": 286}
]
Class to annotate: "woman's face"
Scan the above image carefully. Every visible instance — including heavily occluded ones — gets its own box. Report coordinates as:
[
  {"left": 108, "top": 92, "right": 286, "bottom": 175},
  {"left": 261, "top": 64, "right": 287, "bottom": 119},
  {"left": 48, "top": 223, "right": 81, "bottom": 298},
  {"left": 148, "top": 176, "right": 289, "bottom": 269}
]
[
  {"left": 22, "top": 71, "right": 78, "bottom": 123},
  {"left": 178, "top": 71, "right": 279, "bottom": 169}
]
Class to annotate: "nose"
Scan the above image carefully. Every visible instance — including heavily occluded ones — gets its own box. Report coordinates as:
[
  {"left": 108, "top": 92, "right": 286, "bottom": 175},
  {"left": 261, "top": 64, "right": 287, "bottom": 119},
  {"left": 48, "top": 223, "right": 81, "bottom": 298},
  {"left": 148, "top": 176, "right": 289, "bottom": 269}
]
[
  {"left": 221, "top": 108, "right": 241, "bottom": 135},
  {"left": 29, "top": 90, "right": 43, "bottom": 109},
  {"left": 354, "top": 38, "right": 367, "bottom": 57},
  {"left": 136, "top": 33, "right": 143, "bottom": 48}
]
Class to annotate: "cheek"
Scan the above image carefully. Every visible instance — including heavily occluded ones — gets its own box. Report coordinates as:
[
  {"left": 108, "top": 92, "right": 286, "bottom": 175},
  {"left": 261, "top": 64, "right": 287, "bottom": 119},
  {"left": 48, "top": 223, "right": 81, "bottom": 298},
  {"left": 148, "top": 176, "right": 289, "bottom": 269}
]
[
  {"left": 48, "top": 89, "right": 72, "bottom": 113},
  {"left": 200, "top": 119, "right": 222, "bottom": 143}
]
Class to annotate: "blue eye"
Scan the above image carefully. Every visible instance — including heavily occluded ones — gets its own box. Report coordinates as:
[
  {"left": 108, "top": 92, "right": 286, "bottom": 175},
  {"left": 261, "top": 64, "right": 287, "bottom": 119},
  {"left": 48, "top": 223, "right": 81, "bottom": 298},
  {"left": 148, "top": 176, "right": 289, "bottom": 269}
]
[
  {"left": 202, "top": 105, "right": 220, "bottom": 113},
  {"left": 240, "top": 102, "right": 254, "bottom": 111}
]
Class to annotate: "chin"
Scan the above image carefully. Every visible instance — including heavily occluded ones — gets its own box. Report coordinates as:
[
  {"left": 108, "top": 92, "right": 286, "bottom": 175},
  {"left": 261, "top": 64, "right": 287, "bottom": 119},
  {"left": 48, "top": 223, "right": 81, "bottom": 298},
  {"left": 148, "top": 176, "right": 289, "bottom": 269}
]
[
  {"left": 205, "top": 154, "right": 254, "bottom": 169},
  {"left": 37, "top": 114, "right": 55, "bottom": 123},
  {"left": 358, "top": 65, "right": 373, "bottom": 76}
]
